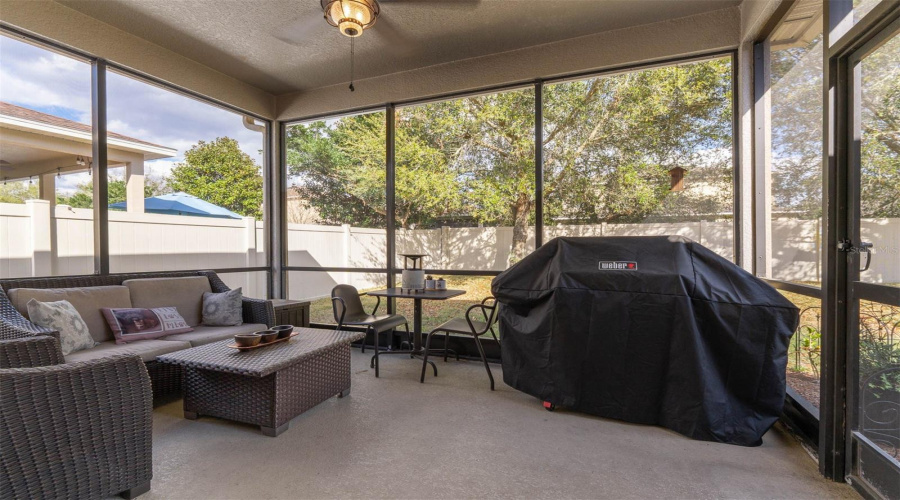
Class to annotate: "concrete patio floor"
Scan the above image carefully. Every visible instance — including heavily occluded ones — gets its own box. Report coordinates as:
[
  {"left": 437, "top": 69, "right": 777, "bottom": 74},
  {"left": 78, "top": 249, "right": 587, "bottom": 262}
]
[{"left": 144, "top": 349, "right": 856, "bottom": 499}]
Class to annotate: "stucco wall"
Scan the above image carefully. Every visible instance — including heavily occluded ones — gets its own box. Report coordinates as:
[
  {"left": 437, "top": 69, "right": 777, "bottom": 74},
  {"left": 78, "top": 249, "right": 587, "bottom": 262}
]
[
  {"left": 741, "top": 0, "right": 785, "bottom": 41},
  {"left": 0, "top": 0, "right": 276, "bottom": 119},
  {"left": 276, "top": 7, "right": 742, "bottom": 121}
]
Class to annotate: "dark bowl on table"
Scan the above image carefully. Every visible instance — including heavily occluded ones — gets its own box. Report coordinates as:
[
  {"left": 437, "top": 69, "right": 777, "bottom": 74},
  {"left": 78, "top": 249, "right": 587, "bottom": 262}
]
[
  {"left": 256, "top": 330, "right": 279, "bottom": 344},
  {"left": 234, "top": 334, "right": 261, "bottom": 347},
  {"left": 271, "top": 325, "right": 294, "bottom": 339}
]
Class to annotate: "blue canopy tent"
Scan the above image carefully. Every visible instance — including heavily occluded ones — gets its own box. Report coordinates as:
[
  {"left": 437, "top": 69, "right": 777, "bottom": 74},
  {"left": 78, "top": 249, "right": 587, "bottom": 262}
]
[{"left": 109, "top": 192, "right": 242, "bottom": 219}]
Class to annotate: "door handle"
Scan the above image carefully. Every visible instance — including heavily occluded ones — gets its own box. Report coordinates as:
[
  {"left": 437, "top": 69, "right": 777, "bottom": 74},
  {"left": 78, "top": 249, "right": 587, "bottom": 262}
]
[
  {"left": 837, "top": 240, "right": 874, "bottom": 272},
  {"left": 859, "top": 242, "right": 873, "bottom": 272}
]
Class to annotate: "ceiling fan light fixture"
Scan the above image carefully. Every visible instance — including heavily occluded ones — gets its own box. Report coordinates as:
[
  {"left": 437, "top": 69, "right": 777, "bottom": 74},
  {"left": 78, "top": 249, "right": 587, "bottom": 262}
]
[{"left": 322, "top": 0, "right": 379, "bottom": 37}]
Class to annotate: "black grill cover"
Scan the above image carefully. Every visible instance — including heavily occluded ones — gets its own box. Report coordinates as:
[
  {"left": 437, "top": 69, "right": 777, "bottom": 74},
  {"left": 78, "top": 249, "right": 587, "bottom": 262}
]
[{"left": 492, "top": 236, "right": 798, "bottom": 446}]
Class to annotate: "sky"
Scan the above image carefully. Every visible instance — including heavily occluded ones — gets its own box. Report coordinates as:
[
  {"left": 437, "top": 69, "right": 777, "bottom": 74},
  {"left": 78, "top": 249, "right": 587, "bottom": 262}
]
[{"left": 0, "top": 35, "right": 264, "bottom": 195}]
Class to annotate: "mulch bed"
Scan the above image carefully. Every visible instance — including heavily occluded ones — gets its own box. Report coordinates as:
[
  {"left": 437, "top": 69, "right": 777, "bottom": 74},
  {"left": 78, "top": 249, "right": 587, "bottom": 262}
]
[{"left": 787, "top": 371, "right": 821, "bottom": 409}]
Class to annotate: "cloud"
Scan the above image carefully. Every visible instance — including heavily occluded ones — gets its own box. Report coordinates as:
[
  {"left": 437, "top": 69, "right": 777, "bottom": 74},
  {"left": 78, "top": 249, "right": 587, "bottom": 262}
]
[
  {"left": 1, "top": 34, "right": 264, "bottom": 174},
  {"left": 106, "top": 71, "right": 264, "bottom": 164},
  {"left": 0, "top": 36, "right": 92, "bottom": 121},
  {"left": 56, "top": 172, "right": 89, "bottom": 194}
]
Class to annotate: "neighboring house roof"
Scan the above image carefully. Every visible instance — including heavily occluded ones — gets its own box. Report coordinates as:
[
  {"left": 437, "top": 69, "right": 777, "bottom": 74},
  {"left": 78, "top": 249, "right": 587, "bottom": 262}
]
[
  {"left": 0, "top": 101, "right": 176, "bottom": 158},
  {"left": 109, "top": 192, "right": 242, "bottom": 219},
  {"left": 1, "top": 101, "right": 164, "bottom": 148}
]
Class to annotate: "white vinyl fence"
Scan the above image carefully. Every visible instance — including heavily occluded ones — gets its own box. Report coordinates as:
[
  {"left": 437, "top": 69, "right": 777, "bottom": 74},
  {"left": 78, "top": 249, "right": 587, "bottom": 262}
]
[
  {"left": 0, "top": 201, "right": 267, "bottom": 297},
  {"left": 3, "top": 201, "right": 899, "bottom": 302}
]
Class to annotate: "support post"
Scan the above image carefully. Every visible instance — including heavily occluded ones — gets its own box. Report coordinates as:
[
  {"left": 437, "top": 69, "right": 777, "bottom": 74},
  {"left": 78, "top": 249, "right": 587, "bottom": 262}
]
[
  {"left": 753, "top": 41, "right": 773, "bottom": 278},
  {"left": 244, "top": 217, "right": 258, "bottom": 267},
  {"left": 125, "top": 159, "right": 145, "bottom": 213},
  {"left": 39, "top": 173, "right": 58, "bottom": 275},
  {"left": 739, "top": 41, "right": 756, "bottom": 273},
  {"left": 92, "top": 59, "right": 109, "bottom": 275},
  {"left": 342, "top": 223, "right": 351, "bottom": 286},
  {"left": 25, "top": 199, "right": 52, "bottom": 277},
  {"left": 534, "top": 80, "right": 544, "bottom": 249},
  {"left": 38, "top": 173, "right": 55, "bottom": 209},
  {"left": 441, "top": 226, "right": 450, "bottom": 269},
  {"left": 267, "top": 120, "right": 285, "bottom": 299},
  {"left": 386, "top": 105, "right": 396, "bottom": 314},
  {"left": 244, "top": 216, "right": 258, "bottom": 295}
]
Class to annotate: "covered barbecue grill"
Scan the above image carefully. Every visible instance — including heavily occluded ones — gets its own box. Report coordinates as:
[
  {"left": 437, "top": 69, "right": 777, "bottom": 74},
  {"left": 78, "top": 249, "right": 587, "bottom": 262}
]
[{"left": 491, "top": 236, "right": 799, "bottom": 446}]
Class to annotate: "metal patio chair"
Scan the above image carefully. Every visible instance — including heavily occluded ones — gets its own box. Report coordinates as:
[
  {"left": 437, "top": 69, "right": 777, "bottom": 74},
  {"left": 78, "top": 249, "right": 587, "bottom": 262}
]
[
  {"left": 419, "top": 297, "right": 499, "bottom": 390},
  {"left": 331, "top": 284, "right": 411, "bottom": 377}
]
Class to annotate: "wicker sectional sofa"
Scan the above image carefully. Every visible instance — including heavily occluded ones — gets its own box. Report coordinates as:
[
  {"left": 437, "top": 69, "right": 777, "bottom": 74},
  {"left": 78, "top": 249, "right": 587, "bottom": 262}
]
[
  {"left": 0, "top": 271, "right": 274, "bottom": 499},
  {"left": 1, "top": 340, "right": 154, "bottom": 499},
  {"left": 0, "top": 270, "right": 275, "bottom": 397}
]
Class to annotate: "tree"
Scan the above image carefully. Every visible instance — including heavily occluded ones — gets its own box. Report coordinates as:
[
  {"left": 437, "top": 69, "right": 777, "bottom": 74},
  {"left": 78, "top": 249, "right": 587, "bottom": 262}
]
[
  {"left": 287, "top": 57, "right": 735, "bottom": 266},
  {"left": 57, "top": 175, "right": 167, "bottom": 209},
  {"left": 859, "top": 35, "right": 900, "bottom": 218},
  {"left": 168, "top": 137, "right": 263, "bottom": 219},
  {"left": 57, "top": 183, "right": 92, "bottom": 208},
  {"left": 286, "top": 116, "right": 390, "bottom": 228},
  {"left": 398, "top": 91, "right": 536, "bottom": 261},
  {"left": 769, "top": 34, "right": 900, "bottom": 218},
  {"left": 542, "top": 60, "right": 733, "bottom": 227},
  {"left": 0, "top": 180, "right": 38, "bottom": 203},
  {"left": 769, "top": 36, "right": 826, "bottom": 218}
]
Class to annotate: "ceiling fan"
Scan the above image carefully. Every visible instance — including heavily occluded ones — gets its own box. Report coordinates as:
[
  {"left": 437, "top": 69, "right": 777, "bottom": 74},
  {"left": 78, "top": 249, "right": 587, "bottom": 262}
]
[
  {"left": 278, "top": 0, "right": 480, "bottom": 91},
  {"left": 322, "top": 0, "right": 380, "bottom": 38}
]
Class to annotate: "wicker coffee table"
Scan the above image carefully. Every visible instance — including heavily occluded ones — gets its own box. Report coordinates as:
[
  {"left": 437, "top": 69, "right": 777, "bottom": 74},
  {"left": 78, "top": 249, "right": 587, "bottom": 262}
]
[{"left": 157, "top": 328, "right": 364, "bottom": 436}]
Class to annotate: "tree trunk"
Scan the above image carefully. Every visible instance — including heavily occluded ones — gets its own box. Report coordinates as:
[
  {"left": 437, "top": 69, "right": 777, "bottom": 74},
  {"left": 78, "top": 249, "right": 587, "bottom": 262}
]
[{"left": 509, "top": 192, "right": 532, "bottom": 267}]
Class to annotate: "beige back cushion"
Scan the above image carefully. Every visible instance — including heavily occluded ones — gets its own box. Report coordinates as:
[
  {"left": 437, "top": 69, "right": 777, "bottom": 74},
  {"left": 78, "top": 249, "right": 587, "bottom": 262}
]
[
  {"left": 124, "top": 276, "right": 212, "bottom": 327},
  {"left": 8, "top": 286, "right": 132, "bottom": 343}
]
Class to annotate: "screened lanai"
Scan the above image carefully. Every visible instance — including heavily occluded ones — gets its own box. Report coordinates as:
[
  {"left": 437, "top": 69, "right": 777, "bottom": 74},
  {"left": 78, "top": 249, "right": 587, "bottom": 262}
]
[{"left": 0, "top": 1, "right": 898, "bottom": 499}]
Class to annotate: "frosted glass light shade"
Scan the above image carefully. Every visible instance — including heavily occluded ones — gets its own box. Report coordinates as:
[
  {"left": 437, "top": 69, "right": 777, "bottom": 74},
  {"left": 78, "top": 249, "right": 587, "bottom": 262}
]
[{"left": 322, "top": 0, "right": 379, "bottom": 37}]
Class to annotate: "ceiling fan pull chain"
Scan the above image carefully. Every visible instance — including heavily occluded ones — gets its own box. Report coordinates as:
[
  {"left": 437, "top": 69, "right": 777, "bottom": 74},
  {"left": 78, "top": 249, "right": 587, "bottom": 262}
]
[{"left": 349, "top": 37, "right": 355, "bottom": 92}]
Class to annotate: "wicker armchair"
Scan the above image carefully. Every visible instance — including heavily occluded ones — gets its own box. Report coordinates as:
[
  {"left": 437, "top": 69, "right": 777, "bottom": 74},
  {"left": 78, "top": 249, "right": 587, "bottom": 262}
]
[
  {"left": 0, "top": 336, "right": 153, "bottom": 499},
  {"left": 0, "top": 270, "right": 275, "bottom": 399}
]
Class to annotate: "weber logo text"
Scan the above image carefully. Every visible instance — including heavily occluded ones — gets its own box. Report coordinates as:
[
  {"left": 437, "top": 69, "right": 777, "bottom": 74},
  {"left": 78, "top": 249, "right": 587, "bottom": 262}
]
[{"left": 599, "top": 261, "right": 638, "bottom": 270}]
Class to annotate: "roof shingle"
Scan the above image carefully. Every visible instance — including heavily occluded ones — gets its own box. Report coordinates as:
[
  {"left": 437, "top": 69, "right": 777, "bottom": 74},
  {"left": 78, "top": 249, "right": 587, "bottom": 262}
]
[{"left": 0, "top": 101, "right": 169, "bottom": 150}]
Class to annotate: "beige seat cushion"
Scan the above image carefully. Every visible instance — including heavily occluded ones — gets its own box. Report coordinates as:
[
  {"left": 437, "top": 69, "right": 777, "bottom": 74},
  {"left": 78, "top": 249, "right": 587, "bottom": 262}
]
[
  {"left": 124, "top": 276, "right": 212, "bottom": 327},
  {"left": 64, "top": 339, "right": 192, "bottom": 363},
  {"left": 162, "top": 323, "right": 266, "bottom": 347},
  {"left": 8, "top": 286, "right": 132, "bottom": 343}
]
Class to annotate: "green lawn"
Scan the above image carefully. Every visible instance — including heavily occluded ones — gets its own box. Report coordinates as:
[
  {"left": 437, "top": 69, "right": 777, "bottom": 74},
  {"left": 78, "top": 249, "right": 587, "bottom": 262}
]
[
  {"left": 308, "top": 275, "right": 496, "bottom": 334},
  {"left": 309, "top": 279, "right": 898, "bottom": 357},
  {"left": 308, "top": 278, "right": 897, "bottom": 402}
]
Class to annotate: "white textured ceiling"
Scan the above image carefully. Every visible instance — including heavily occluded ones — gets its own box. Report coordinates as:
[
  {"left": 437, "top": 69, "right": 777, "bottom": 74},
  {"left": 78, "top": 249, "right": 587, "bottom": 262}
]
[{"left": 58, "top": 0, "right": 741, "bottom": 95}]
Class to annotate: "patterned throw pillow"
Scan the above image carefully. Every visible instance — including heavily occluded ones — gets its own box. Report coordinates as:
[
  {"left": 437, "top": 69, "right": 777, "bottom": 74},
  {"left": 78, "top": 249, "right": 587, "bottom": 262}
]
[
  {"left": 26, "top": 299, "right": 96, "bottom": 356},
  {"left": 202, "top": 288, "right": 243, "bottom": 326},
  {"left": 101, "top": 307, "right": 193, "bottom": 344}
]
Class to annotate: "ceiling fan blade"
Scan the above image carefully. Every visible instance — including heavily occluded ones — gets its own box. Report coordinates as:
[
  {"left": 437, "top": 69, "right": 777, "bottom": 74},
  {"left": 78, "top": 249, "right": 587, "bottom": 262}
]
[{"left": 274, "top": 14, "right": 327, "bottom": 46}]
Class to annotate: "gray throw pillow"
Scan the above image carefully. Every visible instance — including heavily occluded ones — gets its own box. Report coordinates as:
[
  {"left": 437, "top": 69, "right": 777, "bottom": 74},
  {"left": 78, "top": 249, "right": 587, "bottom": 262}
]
[
  {"left": 26, "top": 299, "right": 96, "bottom": 355},
  {"left": 202, "top": 288, "right": 243, "bottom": 326}
]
